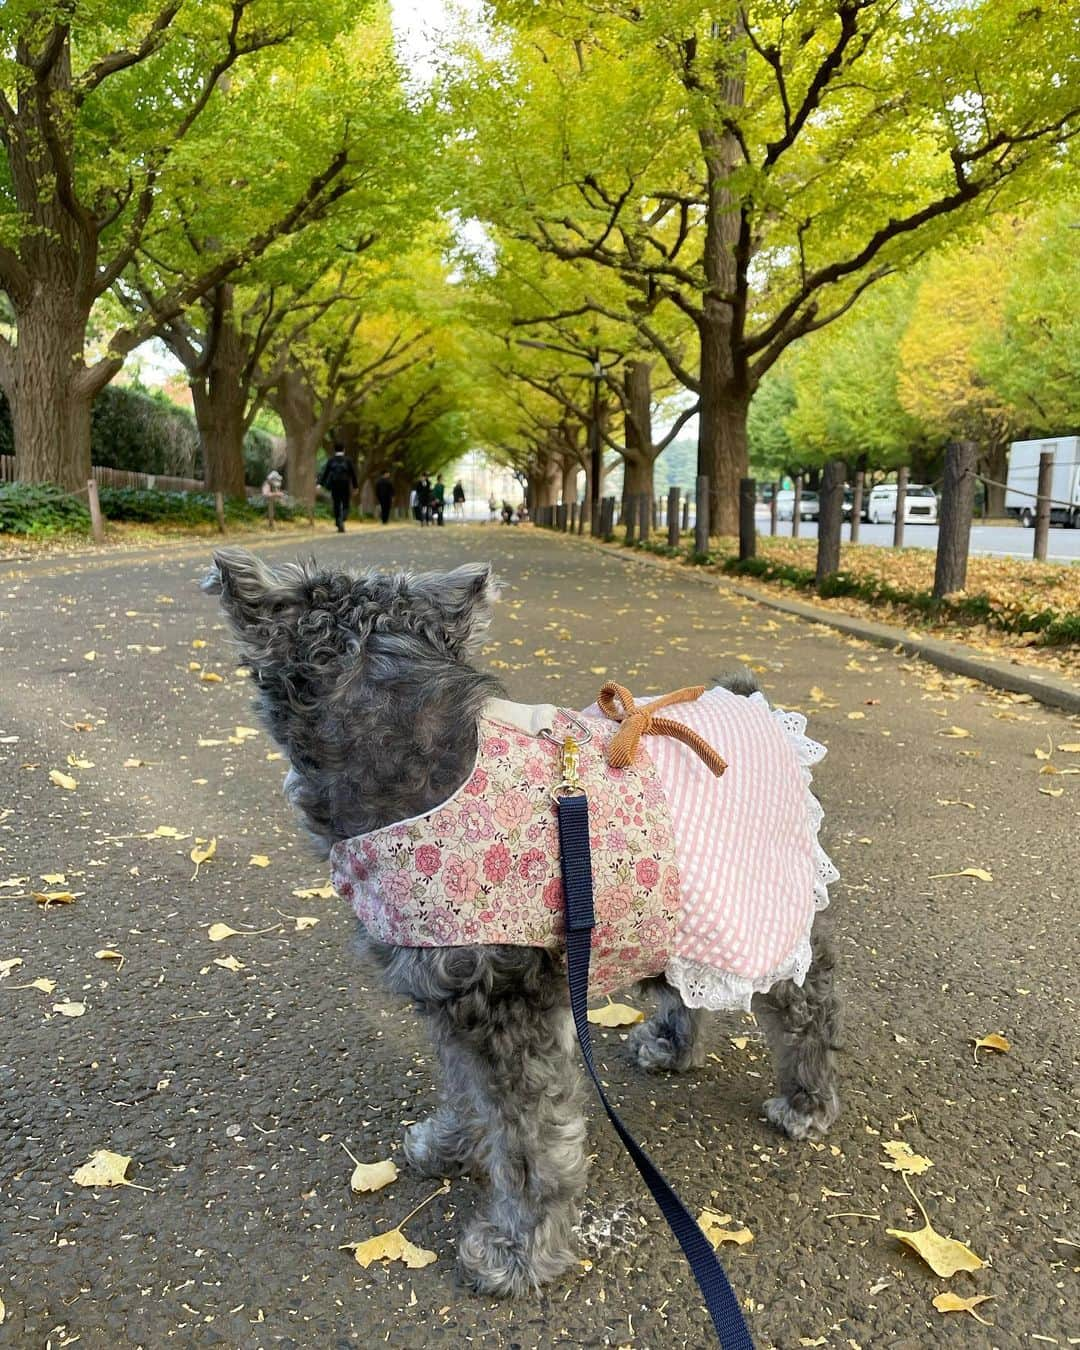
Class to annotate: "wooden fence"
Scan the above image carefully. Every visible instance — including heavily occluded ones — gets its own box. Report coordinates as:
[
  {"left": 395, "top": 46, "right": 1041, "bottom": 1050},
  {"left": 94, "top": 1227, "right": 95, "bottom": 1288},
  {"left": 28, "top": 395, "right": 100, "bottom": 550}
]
[{"left": 0, "top": 455, "right": 205, "bottom": 494}]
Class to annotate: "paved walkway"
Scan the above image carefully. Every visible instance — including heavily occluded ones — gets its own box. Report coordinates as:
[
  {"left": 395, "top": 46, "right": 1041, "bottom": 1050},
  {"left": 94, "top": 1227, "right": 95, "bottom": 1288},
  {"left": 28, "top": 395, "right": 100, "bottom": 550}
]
[{"left": 0, "top": 526, "right": 1076, "bottom": 1349}]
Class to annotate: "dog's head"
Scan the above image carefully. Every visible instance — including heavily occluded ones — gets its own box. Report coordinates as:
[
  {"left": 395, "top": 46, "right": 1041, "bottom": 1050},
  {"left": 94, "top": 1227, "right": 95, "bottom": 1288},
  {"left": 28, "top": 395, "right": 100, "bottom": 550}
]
[{"left": 202, "top": 548, "right": 500, "bottom": 848}]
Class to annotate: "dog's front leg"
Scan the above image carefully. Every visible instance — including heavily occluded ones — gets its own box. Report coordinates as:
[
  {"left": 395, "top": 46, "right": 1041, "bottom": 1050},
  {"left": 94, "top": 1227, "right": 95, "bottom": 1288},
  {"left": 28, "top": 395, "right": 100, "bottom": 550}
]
[{"left": 430, "top": 947, "right": 587, "bottom": 1297}]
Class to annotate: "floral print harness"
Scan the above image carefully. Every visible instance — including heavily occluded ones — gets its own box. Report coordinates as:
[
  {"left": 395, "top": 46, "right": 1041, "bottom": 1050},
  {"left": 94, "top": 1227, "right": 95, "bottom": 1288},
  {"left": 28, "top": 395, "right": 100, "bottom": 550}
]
[{"left": 330, "top": 687, "right": 837, "bottom": 1011}]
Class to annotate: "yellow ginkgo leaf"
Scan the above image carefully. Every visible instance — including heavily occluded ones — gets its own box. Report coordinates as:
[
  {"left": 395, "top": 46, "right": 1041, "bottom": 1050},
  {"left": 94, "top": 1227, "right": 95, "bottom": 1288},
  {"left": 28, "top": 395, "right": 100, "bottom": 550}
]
[
  {"left": 344, "top": 1229, "right": 437, "bottom": 1270},
  {"left": 888, "top": 1220, "right": 985, "bottom": 1277},
  {"left": 151, "top": 825, "right": 186, "bottom": 838},
  {"left": 0, "top": 1290, "right": 5, "bottom": 1324},
  {"left": 1038, "top": 787, "right": 1064, "bottom": 798},
  {"left": 927, "top": 868, "right": 993, "bottom": 882},
  {"left": 213, "top": 955, "right": 244, "bottom": 972},
  {"left": 190, "top": 838, "right": 217, "bottom": 879},
  {"left": 49, "top": 770, "right": 78, "bottom": 791},
  {"left": 881, "top": 1141, "right": 934, "bottom": 1175},
  {"left": 191, "top": 638, "right": 207, "bottom": 649},
  {"left": 71, "top": 1149, "right": 134, "bottom": 1188},
  {"left": 28, "top": 978, "right": 58, "bottom": 993},
  {"left": 940, "top": 727, "right": 972, "bottom": 738},
  {"left": 123, "top": 758, "right": 152, "bottom": 768},
  {"left": 588, "top": 1000, "right": 645, "bottom": 1027},
  {"left": 39, "top": 872, "right": 66, "bottom": 884},
  {"left": 233, "top": 726, "right": 258, "bottom": 740},
  {"left": 67, "top": 755, "right": 94, "bottom": 769},
  {"left": 0, "top": 958, "right": 24, "bottom": 977},
  {"left": 973, "top": 1033, "right": 1011, "bottom": 1059},
  {"left": 349, "top": 1158, "right": 400, "bottom": 1194},
  {"left": 931, "top": 1292, "right": 995, "bottom": 1325},
  {"left": 293, "top": 916, "right": 319, "bottom": 931},
  {"left": 248, "top": 855, "right": 271, "bottom": 868},
  {"left": 1058, "top": 743, "right": 1080, "bottom": 753},
  {"left": 292, "top": 884, "right": 335, "bottom": 900},
  {"left": 32, "top": 890, "right": 81, "bottom": 906},
  {"left": 207, "top": 923, "right": 240, "bottom": 942},
  {"left": 95, "top": 949, "right": 124, "bottom": 969},
  {"left": 53, "top": 1000, "right": 86, "bottom": 1017},
  {"left": 200, "top": 671, "right": 224, "bottom": 683},
  {"left": 847, "top": 711, "right": 865, "bottom": 720},
  {"left": 698, "top": 1209, "right": 754, "bottom": 1248},
  {"left": 1033, "top": 746, "right": 1051, "bottom": 760},
  {"left": 197, "top": 737, "right": 226, "bottom": 747}
]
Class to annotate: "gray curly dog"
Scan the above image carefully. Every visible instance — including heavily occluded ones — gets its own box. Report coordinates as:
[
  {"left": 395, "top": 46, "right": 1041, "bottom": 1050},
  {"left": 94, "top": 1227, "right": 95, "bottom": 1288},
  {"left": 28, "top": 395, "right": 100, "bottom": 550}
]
[{"left": 204, "top": 548, "right": 841, "bottom": 1298}]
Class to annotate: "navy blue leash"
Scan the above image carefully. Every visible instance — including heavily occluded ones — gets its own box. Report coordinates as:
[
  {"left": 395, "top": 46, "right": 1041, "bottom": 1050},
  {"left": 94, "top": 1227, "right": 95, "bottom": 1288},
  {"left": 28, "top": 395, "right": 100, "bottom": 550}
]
[{"left": 556, "top": 791, "right": 755, "bottom": 1350}]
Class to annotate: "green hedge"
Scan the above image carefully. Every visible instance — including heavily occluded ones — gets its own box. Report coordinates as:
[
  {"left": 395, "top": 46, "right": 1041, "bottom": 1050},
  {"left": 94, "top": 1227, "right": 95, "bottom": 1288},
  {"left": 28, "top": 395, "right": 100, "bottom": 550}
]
[
  {"left": 0, "top": 386, "right": 275, "bottom": 484},
  {"left": 0, "top": 482, "right": 332, "bottom": 537}
]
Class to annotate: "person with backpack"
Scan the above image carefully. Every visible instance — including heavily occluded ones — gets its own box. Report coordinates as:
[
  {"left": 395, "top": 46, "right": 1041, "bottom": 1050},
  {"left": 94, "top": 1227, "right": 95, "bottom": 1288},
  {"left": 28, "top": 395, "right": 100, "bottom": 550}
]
[
  {"left": 318, "top": 443, "right": 358, "bottom": 532},
  {"left": 374, "top": 472, "right": 394, "bottom": 524},
  {"left": 432, "top": 474, "right": 446, "bottom": 526},
  {"left": 452, "top": 481, "right": 466, "bottom": 519}
]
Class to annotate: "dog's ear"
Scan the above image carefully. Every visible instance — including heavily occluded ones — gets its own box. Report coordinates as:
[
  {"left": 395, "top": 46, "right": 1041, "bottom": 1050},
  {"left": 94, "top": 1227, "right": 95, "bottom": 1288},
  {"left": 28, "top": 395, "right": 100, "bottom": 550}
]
[
  {"left": 202, "top": 548, "right": 286, "bottom": 633},
  {"left": 410, "top": 562, "right": 500, "bottom": 652}
]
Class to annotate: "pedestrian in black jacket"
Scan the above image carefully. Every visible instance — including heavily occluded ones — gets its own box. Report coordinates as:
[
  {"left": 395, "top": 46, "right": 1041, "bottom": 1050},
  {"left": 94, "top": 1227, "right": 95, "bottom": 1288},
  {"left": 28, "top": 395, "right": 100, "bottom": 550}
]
[
  {"left": 319, "top": 445, "right": 358, "bottom": 532},
  {"left": 374, "top": 473, "right": 394, "bottom": 524}
]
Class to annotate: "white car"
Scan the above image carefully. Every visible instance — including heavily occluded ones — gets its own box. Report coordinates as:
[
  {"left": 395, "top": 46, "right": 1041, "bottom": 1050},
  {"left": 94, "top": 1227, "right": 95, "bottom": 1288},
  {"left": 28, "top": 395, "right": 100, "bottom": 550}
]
[
  {"left": 865, "top": 483, "right": 938, "bottom": 525},
  {"left": 775, "top": 489, "right": 820, "bottom": 521}
]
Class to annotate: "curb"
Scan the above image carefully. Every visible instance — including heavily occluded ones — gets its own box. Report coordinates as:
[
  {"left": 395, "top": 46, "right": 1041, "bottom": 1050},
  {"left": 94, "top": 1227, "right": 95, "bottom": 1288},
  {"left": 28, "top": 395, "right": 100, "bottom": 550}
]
[{"left": 562, "top": 533, "right": 1080, "bottom": 716}]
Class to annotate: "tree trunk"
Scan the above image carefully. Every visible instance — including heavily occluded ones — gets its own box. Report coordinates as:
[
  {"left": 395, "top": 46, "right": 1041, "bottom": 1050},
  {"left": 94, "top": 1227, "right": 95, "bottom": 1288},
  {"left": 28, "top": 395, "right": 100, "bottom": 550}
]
[
  {"left": 696, "top": 39, "right": 747, "bottom": 541},
  {"left": 816, "top": 460, "right": 846, "bottom": 587},
  {"left": 191, "top": 377, "right": 247, "bottom": 499},
  {"left": 979, "top": 439, "right": 1008, "bottom": 518},
  {"left": 561, "top": 459, "right": 580, "bottom": 504},
  {"left": 933, "top": 440, "right": 977, "bottom": 599},
  {"left": 272, "top": 369, "right": 321, "bottom": 514},
  {"left": 622, "top": 360, "right": 657, "bottom": 515},
  {"left": 9, "top": 291, "right": 98, "bottom": 491}
]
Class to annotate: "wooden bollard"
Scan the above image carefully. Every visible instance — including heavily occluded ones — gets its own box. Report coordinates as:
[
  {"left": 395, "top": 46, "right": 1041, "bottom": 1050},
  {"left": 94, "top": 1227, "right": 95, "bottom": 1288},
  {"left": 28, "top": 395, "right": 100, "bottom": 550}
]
[{"left": 87, "top": 478, "right": 104, "bottom": 545}]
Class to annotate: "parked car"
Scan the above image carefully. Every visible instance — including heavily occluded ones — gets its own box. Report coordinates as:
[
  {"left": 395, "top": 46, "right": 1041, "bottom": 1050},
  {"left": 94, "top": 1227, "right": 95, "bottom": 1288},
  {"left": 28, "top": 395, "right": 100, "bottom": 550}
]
[
  {"left": 865, "top": 483, "right": 938, "bottom": 525},
  {"left": 775, "top": 489, "right": 820, "bottom": 521},
  {"left": 1005, "top": 436, "right": 1080, "bottom": 528}
]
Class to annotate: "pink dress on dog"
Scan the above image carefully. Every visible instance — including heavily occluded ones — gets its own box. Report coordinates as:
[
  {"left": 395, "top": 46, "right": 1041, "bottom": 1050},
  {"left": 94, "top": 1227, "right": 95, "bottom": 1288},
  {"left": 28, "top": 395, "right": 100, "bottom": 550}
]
[{"left": 330, "top": 686, "right": 837, "bottom": 1011}]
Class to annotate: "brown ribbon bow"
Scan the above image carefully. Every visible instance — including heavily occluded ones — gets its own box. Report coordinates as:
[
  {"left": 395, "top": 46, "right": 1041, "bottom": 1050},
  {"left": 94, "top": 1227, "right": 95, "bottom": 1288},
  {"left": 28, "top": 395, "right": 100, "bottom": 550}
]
[{"left": 596, "top": 682, "right": 727, "bottom": 777}]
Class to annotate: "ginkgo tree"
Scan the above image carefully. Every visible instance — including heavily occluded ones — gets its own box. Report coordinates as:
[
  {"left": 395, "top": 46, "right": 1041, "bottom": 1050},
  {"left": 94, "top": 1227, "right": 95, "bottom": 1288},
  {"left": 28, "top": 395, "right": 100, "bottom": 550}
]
[
  {"left": 0, "top": 0, "right": 380, "bottom": 490},
  {"left": 457, "top": 0, "right": 1080, "bottom": 533}
]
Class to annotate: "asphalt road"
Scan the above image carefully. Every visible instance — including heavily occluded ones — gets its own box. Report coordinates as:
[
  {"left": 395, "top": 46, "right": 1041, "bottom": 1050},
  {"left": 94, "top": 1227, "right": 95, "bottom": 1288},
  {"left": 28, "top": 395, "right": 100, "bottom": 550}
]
[
  {"left": 754, "top": 510, "right": 1080, "bottom": 563},
  {"left": 1, "top": 524, "right": 1077, "bottom": 1350}
]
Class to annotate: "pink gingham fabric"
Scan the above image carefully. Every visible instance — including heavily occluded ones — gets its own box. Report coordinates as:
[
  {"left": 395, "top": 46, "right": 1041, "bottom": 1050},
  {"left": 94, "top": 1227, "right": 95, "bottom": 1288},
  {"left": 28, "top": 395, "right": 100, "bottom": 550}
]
[{"left": 330, "top": 687, "right": 836, "bottom": 1010}]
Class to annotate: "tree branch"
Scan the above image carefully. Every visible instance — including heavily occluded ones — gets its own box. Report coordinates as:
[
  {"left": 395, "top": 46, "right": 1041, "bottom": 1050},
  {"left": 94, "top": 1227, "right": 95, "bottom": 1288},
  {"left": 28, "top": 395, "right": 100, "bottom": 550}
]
[
  {"left": 656, "top": 401, "right": 700, "bottom": 452},
  {"left": 77, "top": 2, "right": 184, "bottom": 101}
]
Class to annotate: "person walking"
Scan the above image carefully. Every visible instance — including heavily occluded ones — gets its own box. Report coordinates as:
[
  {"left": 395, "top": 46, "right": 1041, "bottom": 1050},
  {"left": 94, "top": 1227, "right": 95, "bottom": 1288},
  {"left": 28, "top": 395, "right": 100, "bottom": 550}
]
[
  {"left": 375, "top": 472, "right": 394, "bottom": 524},
  {"left": 452, "top": 481, "right": 466, "bottom": 519},
  {"left": 318, "top": 443, "right": 358, "bottom": 532},
  {"left": 416, "top": 475, "right": 433, "bottom": 525},
  {"left": 432, "top": 474, "right": 446, "bottom": 526},
  {"left": 488, "top": 493, "right": 498, "bottom": 523}
]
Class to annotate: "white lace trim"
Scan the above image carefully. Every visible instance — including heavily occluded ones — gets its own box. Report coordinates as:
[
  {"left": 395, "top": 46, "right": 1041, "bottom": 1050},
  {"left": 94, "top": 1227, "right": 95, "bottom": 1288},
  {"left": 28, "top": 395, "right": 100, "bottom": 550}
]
[{"left": 665, "top": 692, "right": 839, "bottom": 1013}]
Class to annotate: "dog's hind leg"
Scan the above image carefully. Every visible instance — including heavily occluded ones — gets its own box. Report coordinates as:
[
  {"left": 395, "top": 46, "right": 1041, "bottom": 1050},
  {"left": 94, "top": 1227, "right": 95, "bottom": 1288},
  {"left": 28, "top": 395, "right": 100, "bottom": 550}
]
[
  {"left": 753, "top": 929, "right": 841, "bottom": 1140},
  {"left": 627, "top": 975, "right": 708, "bottom": 1072}
]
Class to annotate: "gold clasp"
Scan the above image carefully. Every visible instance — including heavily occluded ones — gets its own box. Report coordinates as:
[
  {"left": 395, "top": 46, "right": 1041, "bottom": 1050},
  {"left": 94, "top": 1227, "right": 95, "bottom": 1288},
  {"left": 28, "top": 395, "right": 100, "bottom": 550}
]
[{"left": 552, "top": 734, "right": 586, "bottom": 803}]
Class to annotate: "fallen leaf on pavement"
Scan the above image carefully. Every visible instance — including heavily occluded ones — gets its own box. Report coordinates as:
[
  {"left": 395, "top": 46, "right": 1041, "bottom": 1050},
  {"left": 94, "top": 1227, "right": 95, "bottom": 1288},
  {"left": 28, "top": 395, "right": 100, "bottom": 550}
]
[
  {"left": 1058, "top": 742, "right": 1080, "bottom": 753},
  {"left": 208, "top": 923, "right": 240, "bottom": 942},
  {"left": 698, "top": 1209, "right": 753, "bottom": 1248},
  {"left": 49, "top": 770, "right": 78, "bottom": 791},
  {"left": 32, "top": 891, "right": 81, "bottom": 906},
  {"left": 248, "top": 855, "right": 271, "bottom": 867},
  {"left": 847, "top": 711, "right": 865, "bottom": 720},
  {"left": 936, "top": 799, "right": 975, "bottom": 809},
  {"left": 213, "top": 955, "right": 244, "bottom": 972},
  {"left": 928, "top": 868, "right": 993, "bottom": 882},
  {"left": 189, "top": 838, "right": 217, "bottom": 879},
  {"left": 95, "top": 949, "right": 124, "bottom": 969},
  {"left": 939, "top": 727, "right": 972, "bottom": 739},
  {"left": 1038, "top": 787, "right": 1064, "bottom": 798},
  {"left": 150, "top": 825, "right": 187, "bottom": 839},
  {"left": 70, "top": 1150, "right": 142, "bottom": 1189},
  {"left": 341, "top": 1179, "right": 449, "bottom": 1269},
  {"left": 346, "top": 1153, "right": 400, "bottom": 1194},
  {"left": 887, "top": 1178, "right": 985, "bottom": 1278},
  {"left": 53, "top": 1000, "right": 85, "bottom": 1017},
  {"left": 881, "top": 1141, "right": 934, "bottom": 1175},
  {"left": 0, "top": 958, "right": 24, "bottom": 977},
  {"left": 40, "top": 873, "right": 66, "bottom": 884},
  {"left": 199, "top": 672, "right": 224, "bottom": 683},
  {"left": 588, "top": 1000, "right": 645, "bottom": 1027},
  {"left": 931, "top": 1292, "right": 994, "bottom": 1325},
  {"left": 123, "top": 758, "right": 153, "bottom": 768},
  {"left": 67, "top": 755, "right": 94, "bottom": 769},
  {"left": 973, "top": 1033, "right": 1011, "bottom": 1060},
  {"left": 292, "top": 884, "right": 336, "bottom": 900}
]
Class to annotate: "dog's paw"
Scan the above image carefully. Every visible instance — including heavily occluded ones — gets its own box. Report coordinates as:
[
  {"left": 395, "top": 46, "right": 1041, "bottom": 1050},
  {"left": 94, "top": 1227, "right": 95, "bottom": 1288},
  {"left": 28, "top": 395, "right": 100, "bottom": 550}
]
[
  {"left": 627, "top": 1020, "right": 701, "bottom": 1073},
  {"left": 458, "top": 1218, "right": 576, "bottom": 1298},
  {"left": 402, "top": 1114, "right": 473, "bottom": 1177},
  {"left": 763, "top": 1089, "right": 840, "bottom": 1141}
]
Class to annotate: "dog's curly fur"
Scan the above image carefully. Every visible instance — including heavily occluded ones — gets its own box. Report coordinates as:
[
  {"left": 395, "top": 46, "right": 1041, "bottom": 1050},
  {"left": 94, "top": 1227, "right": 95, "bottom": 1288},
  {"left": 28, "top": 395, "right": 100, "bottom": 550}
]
[{"left": 205, "top": 548, "right": 841, "bottom": 1297}]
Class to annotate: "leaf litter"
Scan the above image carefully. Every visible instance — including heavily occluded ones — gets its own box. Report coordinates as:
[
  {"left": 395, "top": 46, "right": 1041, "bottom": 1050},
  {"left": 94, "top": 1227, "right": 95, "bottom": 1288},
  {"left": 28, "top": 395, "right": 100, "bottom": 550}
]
[{"left": 341, "top": 1179, "right": 450, "bottom": 1270}]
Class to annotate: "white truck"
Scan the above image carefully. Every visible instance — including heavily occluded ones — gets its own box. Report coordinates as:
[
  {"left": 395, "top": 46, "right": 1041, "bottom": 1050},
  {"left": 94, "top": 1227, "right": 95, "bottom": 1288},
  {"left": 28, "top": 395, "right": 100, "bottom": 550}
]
[{"left": 1005, "top": 436, "right": 1080, "bottom": 528}]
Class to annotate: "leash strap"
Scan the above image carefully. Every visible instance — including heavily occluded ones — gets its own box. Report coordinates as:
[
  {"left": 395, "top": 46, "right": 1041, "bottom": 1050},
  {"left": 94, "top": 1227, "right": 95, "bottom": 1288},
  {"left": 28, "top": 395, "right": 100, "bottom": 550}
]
[{"left": 556, "top": 791, "right": 755, "bottom": 1350}]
